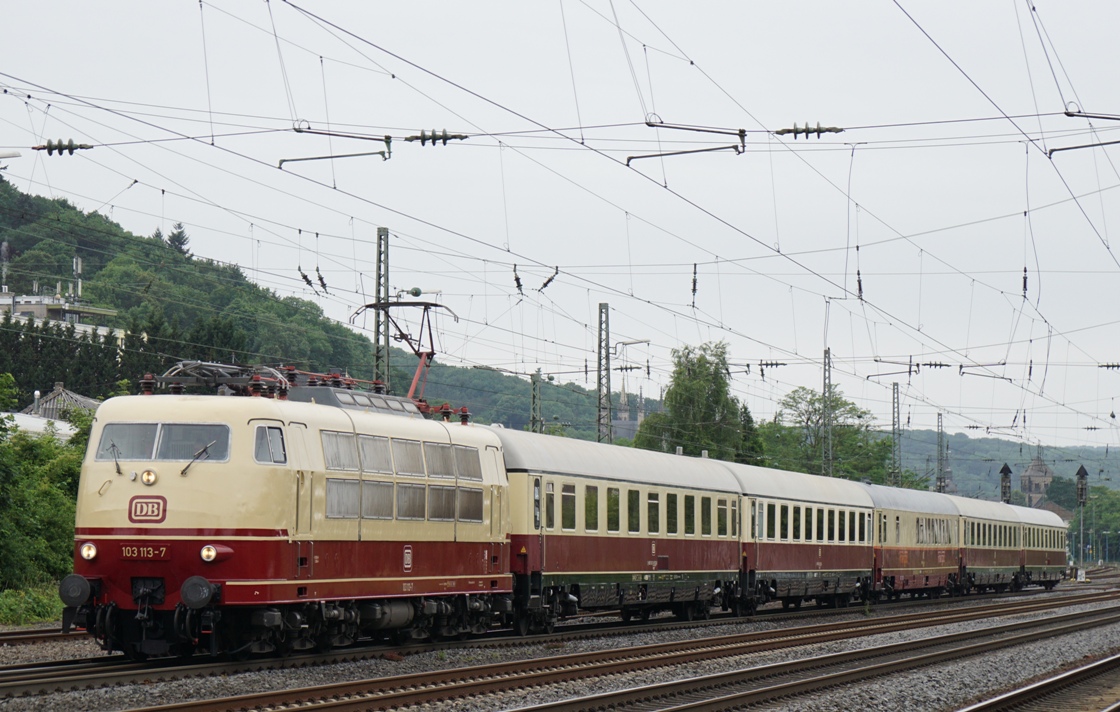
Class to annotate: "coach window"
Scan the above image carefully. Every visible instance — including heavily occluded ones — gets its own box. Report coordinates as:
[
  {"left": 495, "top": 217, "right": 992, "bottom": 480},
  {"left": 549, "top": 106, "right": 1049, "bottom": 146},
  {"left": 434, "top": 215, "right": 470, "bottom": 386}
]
[
  {"left": 779, "top": 504, "right": 789, "bottom": 540},
  {"left": 392, "top": 439, "right": 425, "bottom": 477},
  {"left": 562, "top": 484, "right": 576, "bottom": 531},
  {"left": 608, "top": 488, "right": 621, "bottom": 533},
  {"left": 424, "top": 443, "right": 456, "bottom": 479},
  {"left": 585, "top": 485, "right": 599, "bottom": 532},
  {"left": 358, "top": 435, "right": 392, "bottom": 474},
  {"left": 859, "top": 512, "right": 866, "bottom": 543},
  {"left": 894, "top": 516, "right": 900, "bottom": 545},
  {"left": 838, "top": 511, "right": 847, "bottom": 542},
  {"left": 545, "top": 483, "right": 556, "bottom": 530},
  {"left": 533, "top": 478, "right": 541, "bottom": 530},
  {"left": 458, "top": 487, "right": 483, "bottom": 522},
  {"left": 805, "top": 507, "right": 814, "bottom": 541},
  {"left": 429, "top": 485, "right": 456, "bottom": 521},
  {"left": 849, "top": 511, "right": 857, "bottom": 542},
  {"left": 701, "top": 496, "right": 713, "bottom": 536},
  {"left": 717, "top": 499, "right": 728, "bottom": 537},
  {"left": 817, "top": 509, "right": 826, "bottom": 542},
  {"left": 397, "top": 483, "right": 425, "bottom": 520},
  {"left": 666, "top": 494, "right": 679, "bottom": 535},
  {"left": 454, "top": 446, "right": 483, "bottom": 481},
  {"left": 791, "top": 506, "right": 801, "bottom": 541},
  {"left": 628, "top": 490, "right": 641, "bottom": 534},
  {"left": 766, "top": 503, "right": 776, "bottom": 540},
  {"left": 254, "top": 426, "right": 287, "bottom": 464},
  {"left": 826, "top": 510, "right": 835, "bottom": 542},
  {"left": 685, "top": 495, "right": 696, "bottom": 535},
  {"left": 322, "top": 431, "right": 360, "bottom": 471},
  {"left": 731, "top": 500, "right": 738, "bottom": 537},
  {"left": 361, "top": 481, "right": 393, "bottom": 519},
  {"left": 648, "top": 493, "right": 660, "bottom": 534},
  {"left": 326, "top": 479, "right": 360, "bottom": 518}
]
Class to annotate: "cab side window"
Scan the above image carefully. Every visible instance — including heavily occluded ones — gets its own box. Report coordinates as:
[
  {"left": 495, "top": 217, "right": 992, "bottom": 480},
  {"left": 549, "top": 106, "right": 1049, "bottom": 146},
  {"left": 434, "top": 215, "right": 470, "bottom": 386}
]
[{"left": 254, "top": 426, "right": 287, "bottom": 464}]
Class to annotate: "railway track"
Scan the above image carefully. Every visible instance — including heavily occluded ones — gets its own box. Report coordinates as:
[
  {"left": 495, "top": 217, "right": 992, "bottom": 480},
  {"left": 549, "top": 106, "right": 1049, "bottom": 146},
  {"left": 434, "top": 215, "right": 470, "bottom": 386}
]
[
  {"left": 81, "top": 591, "right": 1112, "bottom": 712},
  {"left": 959, "top": 651, "right": 1120, "bottom": 711},
  {"left": 508, "top": 606, "right": 1120, "bottom": 712},
  {"left": 0, "top": 628, "right": 73, "bottom": 646},
  {"left": 0, "top": 588, "right": 1100, "bottom": 700}
]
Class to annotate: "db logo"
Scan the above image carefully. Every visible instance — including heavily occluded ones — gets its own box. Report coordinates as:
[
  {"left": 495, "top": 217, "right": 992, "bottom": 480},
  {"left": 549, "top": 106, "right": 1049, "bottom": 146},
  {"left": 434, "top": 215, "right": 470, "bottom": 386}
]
[{"left": 128, "top": 496, "right": 167, "bottom": 523}]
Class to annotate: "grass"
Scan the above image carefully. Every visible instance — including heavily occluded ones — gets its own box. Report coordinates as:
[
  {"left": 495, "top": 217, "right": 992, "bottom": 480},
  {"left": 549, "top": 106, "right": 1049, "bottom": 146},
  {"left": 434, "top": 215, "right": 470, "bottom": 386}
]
[{"left": 0, "top": 583, "right": 63, "bottom": 626}]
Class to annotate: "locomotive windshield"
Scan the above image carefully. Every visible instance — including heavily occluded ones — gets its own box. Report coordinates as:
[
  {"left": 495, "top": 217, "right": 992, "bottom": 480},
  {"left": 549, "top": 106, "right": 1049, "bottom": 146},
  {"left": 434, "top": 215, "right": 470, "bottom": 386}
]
[{"left": 95, "top": 423, "right": 231, "bottom": 462}]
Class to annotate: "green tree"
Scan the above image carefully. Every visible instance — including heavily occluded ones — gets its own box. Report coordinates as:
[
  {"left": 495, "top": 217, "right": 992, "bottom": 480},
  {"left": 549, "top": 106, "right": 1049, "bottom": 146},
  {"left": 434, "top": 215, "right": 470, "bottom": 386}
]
[
  {"left": 1047, "top": 476, "right": 1077, "bottom": 510},
  {"left": 633, "top": 342, "right": 759, "bottom": 462},
  {"left": 759, "top": 385, "right": 892, "bottom": 482},
  {"left": 166, "top": 221, "right": 190, "bottom": 256}
]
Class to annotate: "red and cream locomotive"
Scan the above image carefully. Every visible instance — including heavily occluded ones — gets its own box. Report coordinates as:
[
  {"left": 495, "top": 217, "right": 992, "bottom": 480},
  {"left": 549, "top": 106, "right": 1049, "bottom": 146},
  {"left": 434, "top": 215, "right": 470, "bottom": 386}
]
[{"left": 59, "top": 362, "right": 1067, "bottom": 658}]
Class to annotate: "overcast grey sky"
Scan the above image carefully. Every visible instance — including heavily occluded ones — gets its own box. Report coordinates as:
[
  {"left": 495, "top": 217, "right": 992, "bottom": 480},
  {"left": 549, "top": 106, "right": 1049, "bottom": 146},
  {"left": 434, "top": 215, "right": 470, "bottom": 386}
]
[{"left": 3, "top": 1, "right": 1120, "bottom": 452}]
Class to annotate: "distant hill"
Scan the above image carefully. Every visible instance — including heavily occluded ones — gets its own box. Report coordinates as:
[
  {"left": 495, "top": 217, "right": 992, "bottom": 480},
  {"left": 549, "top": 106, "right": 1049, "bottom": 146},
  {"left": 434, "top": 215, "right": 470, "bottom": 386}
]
[{"left": 898, "top": 428, "right": 1119, "bottom": 497}]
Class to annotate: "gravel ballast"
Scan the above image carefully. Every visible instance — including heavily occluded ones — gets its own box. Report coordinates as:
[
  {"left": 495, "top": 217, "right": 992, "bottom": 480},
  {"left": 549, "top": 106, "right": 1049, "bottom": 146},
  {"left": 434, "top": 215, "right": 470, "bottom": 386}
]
[{"left": 3, "top": 593, "right": 1118, "bottom": 712}]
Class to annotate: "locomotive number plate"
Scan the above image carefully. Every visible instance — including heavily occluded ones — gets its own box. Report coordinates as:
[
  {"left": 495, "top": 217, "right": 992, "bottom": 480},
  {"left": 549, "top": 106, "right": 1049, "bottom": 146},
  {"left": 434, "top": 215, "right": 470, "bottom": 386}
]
[{"left": 120, "top": 543, "right": 170, "bottom": 560}]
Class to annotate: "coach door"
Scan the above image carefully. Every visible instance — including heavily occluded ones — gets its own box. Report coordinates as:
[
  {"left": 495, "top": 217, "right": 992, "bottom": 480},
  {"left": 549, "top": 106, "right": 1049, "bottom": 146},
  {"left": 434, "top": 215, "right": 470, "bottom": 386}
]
[
  {"left": 488, "top": 446, "right": 503, "bottom": 540},
  {"left": 287, "top": 423, "right": 313, "bottom": 536}
]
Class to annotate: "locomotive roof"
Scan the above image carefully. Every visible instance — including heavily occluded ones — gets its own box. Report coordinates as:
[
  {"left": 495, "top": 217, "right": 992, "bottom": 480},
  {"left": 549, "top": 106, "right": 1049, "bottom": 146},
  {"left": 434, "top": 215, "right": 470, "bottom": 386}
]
[
  {"left": 93, "top": 394, "right": 503, "bottom": 448},
  {"left": 1007, "top": 503, "right": 1067, "bottom": 527},
  {"left": 858, "top": 482, "right": 959, "bottom": 515},
  {"left": 724, "top": 463, "right": 875, "bottom": 508},
  {"left": 490, "top": 427, "right": 740, "bottom": 492},
  {"left": 941, "top": 493, "right": 1018, "bottom": 522}
]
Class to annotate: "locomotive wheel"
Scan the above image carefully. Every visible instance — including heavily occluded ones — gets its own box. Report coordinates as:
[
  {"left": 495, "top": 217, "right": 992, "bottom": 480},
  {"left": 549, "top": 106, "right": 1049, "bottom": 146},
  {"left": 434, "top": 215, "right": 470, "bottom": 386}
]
[
  {"left": 700, "top": 603, "right": 710, "bottom": 620},
  {"left": 675, "top": 604, "right": 694, "bottom": 622},
  {"left": 620, "top": 609, "right": 633, "bottom": 623}
]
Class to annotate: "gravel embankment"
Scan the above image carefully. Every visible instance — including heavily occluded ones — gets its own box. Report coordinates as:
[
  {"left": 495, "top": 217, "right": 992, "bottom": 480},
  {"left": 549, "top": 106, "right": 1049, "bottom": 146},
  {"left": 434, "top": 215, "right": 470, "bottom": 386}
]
[{"left": 4, "top": 593, "right": 1118, "bottom": 712}]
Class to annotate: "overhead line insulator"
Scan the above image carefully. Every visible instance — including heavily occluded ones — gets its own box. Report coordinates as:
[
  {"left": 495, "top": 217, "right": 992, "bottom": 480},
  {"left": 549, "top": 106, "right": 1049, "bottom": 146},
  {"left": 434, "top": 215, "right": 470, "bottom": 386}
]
[
  {"left": 773, "top": 122, "right": 844, "bottom": 140},
  {"left": 33, "top": 139, "right": 94, "bottom": 155},
  {"left": 404, "top": 129, "right": 469, "bottom": 146}
]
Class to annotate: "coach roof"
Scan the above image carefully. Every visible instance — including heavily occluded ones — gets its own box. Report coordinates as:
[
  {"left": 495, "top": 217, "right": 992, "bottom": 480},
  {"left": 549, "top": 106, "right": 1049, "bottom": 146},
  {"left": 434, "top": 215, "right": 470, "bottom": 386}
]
[
  {"left": 723, "top": 462, "right": 874, "bottom": 508},
  {"left": 491, "top": 427, "right": 740, "bottom": 492},
  {"left": 859, "top": 482, "right": 959, "bottom": 515}
]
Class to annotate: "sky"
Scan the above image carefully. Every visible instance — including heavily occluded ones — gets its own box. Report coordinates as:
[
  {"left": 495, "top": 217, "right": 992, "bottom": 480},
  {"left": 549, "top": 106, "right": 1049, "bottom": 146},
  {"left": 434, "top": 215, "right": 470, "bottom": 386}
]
[{"left": 3, "top": 1, "right": 1120, "bottom": 457}]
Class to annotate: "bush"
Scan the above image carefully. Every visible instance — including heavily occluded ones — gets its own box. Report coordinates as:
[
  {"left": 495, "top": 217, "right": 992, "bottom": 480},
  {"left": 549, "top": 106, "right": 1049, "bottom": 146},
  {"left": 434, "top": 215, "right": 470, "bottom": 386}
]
[{"left": 0, "top": 583, "right": 63, "bottom": 626}]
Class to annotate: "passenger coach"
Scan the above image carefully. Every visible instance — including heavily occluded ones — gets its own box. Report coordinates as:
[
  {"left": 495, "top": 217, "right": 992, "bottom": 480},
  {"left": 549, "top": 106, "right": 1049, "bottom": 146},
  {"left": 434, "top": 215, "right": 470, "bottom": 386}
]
[{"left": 493, "top": 427, "right": 743, "bottom": 631}]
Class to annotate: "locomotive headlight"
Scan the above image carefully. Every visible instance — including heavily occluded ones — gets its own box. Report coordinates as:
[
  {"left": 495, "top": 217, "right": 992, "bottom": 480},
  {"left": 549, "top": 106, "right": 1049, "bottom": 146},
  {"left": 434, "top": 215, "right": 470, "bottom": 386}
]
[
  {"left": 140, "top": 469, "right": 158, "bottom": 486},
  {"left": 79, "top": 542, "right": 98, "bottom": 561},
  {"left": 200, "top": 545, "right": 218, "bottom": 562}
]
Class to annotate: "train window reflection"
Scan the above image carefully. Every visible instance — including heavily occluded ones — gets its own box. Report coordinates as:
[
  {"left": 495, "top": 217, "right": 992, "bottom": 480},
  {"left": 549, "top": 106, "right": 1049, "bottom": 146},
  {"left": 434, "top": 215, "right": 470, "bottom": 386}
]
[{"left": 97, "top": 424, "right": 158, "bottom": 460}]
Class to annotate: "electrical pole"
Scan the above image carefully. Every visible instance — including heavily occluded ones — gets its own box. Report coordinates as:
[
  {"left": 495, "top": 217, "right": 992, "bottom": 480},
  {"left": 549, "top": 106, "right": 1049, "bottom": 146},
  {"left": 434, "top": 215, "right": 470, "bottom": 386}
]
[
  {"left": 1077, "top": 464, "right": 1088, "bottom": 576},
  {"left": 999, "top": 463, "right": 1012, "bottom": 503},
  {"left": 936, "top": 412, "right": 946, "bottom": 493},
  {"left": 373, "top": 227, "right": 390, "bottom": 391},
  {"left": 597, "top": 303, "right": 611, "bottom": 443},
  {"left": 890, "top": 382, "right": 901, "bottom": 487},
  {"left": 530, "top": 368, "right": 543, "bottom": 434},
  {"left": 822, "top": 347, "right": 832, "bottom": 477}
]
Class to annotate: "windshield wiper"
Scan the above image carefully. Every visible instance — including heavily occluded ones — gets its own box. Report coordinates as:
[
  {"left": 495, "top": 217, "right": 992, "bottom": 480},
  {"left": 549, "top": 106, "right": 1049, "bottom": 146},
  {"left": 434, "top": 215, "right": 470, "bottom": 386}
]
[
  {"left": 181, "top": 440, "right": 217, "bottom": 477},
  {"left": 108, "top": 441, "right": 122, "bottom": 475}
]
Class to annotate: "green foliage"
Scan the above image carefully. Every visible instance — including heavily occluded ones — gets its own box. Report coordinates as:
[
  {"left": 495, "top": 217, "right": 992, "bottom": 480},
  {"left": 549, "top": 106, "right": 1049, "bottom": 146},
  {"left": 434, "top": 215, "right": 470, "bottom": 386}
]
[
  {"left": 633, "top": 342, "right": 762, "bottom": 463},
  {"left": 0, "top": 372, "right": 17, "bottom": 411},
  {"left": 0, "top": 583, "right": 63, "bottom": 625},
  {"left": 1048, "top": 476, "right": 1077, "bottom": 510},
  {"left": 0, "top": 424, "right": 79, "bottom": 590},
  {"left": 759, "top": 385, "right": 894, "bottom": 484},
  {"left": 1070, "top": 485, "right": 1120, "bottom": 562},
  {"left": 166, "top": 221, "right": 191, "bottom": 256}
]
